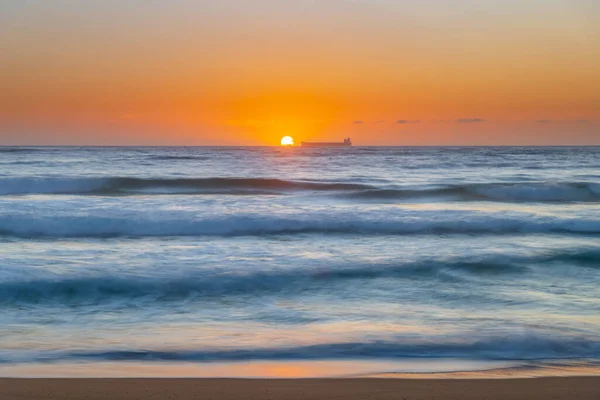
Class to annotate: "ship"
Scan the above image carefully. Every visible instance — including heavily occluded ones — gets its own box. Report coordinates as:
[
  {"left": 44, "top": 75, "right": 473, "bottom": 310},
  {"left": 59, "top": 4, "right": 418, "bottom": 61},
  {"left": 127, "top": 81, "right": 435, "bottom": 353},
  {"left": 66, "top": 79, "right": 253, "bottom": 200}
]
[{"left": 301, "top": 138, "right": 352, "bottom": 147}]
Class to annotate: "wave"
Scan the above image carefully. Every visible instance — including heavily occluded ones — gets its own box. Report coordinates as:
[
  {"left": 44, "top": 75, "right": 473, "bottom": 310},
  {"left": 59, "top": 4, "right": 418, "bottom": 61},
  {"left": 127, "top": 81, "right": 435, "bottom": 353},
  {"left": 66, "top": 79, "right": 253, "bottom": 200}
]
[
  {"left": 0, "top": 262, "right": 510, "bottom": 306},
  {"left": 345, "top": 182, "right": 600, "bottom": 202},
  {"left": 0, "top": 147, "right": 40, "bottom": 153},
  {"left": 0, "top": 177, "right": 373, "bottom": 196},
  {"left": 147, "top": 155, "right": 210, "bottom": 161},
  {"left": 2, "top": 177, "right": 598, "bottom": 202},
  {"left": 0, "top": 211, "right": 598, "bottom": 238},
  {"left": 2, "top": 334, "right": 600, "bottom": 363},
  {"left": 1, "top": 250, "right": 597, "bottom": 306}
]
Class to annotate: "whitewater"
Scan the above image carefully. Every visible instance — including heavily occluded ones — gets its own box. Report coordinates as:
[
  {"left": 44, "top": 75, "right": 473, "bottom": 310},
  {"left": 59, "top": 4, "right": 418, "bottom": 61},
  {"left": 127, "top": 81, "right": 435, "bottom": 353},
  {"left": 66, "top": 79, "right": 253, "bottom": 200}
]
[{"left": 1, "top": 146, "right": 599, "bottom": 376}]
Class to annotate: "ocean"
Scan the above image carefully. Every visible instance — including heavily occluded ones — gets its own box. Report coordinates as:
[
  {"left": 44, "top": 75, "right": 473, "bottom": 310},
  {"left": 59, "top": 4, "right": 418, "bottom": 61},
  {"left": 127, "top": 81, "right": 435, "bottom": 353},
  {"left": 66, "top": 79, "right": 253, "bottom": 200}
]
[{"left": 1, "top": 146, "right": 600, "bottom": 377}]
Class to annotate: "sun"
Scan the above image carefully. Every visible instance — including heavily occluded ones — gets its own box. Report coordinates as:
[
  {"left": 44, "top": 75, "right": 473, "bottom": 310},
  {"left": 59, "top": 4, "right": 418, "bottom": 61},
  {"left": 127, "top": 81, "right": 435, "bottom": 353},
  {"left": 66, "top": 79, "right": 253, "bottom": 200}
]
[{"left": 280, "top": 136, "right": 294, "bottom": 146}]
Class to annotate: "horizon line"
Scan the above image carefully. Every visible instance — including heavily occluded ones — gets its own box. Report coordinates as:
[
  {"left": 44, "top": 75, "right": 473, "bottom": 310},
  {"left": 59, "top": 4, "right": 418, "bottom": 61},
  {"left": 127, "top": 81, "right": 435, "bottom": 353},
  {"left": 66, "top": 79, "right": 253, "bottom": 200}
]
[{"left": 1, "top": 144, "right": 599, "bottom": 148}]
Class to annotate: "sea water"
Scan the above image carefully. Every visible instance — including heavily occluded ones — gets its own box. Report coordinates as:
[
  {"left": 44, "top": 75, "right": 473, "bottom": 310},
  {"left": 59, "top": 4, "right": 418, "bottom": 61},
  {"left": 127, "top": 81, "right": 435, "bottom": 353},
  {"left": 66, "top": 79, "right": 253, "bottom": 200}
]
[{"left": 1, "top": 146, "right": 599, "bottom": 377}]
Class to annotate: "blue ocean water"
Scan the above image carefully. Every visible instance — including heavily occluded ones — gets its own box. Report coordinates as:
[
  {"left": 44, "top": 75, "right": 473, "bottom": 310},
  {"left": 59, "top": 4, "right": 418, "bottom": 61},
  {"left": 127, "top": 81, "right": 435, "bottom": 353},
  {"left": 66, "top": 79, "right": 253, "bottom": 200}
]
[{"left": 1, "top": 146, "right": 599, "bottom": 375}]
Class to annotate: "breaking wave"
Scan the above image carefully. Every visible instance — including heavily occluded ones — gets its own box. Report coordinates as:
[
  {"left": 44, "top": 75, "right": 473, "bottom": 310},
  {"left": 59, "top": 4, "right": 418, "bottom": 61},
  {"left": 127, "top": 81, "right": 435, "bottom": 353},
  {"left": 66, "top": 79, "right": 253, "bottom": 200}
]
[
  {"left": 345, "top": 182, "right": 600, "bottom": 202},
  {"left": 1, "top": 250, "right": 598, "bottom": 306},
  {"left": 1, "top": 177, "right": 598, "bottom": 202},
  {"left": 0, "top": 177, "right": 372, "bottom": 196},
  {"left": 2, "top": 334, "right": 600, "bottom": 363},
  {"left": 0, "top": 211, "right": 599, "bottom": 238}
]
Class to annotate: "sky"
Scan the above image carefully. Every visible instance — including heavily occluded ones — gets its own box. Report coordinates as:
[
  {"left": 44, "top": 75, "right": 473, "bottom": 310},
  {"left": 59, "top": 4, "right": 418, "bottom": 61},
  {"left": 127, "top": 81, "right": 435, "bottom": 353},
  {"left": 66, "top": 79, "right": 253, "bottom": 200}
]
[{"left": 1, "top": 0, "right": 599, "bottom": 145}]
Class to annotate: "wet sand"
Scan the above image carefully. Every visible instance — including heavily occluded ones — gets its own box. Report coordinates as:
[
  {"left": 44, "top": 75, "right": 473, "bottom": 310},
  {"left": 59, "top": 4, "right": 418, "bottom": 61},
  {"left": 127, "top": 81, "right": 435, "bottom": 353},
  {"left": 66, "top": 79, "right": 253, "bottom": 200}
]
[{"left": 2, "top": 377, "right": 600, "bottom": 400}]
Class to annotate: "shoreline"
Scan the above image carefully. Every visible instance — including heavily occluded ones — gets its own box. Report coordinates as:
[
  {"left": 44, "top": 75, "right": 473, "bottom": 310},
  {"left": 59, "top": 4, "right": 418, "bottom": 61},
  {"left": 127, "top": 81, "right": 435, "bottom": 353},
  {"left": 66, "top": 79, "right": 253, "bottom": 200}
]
[
  {"left": 2, "top": 377, "right": 600, "bottom": 400},
  {"left": 2, "top": 359, "right": 600, "bottom": 379}
]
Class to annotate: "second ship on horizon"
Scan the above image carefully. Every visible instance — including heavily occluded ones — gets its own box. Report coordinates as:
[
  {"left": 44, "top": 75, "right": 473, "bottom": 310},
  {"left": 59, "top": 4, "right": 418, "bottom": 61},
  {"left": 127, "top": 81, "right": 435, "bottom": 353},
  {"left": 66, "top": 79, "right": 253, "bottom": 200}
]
[{"left": 301, "top": 138, "right": 352, "bottom": 147}]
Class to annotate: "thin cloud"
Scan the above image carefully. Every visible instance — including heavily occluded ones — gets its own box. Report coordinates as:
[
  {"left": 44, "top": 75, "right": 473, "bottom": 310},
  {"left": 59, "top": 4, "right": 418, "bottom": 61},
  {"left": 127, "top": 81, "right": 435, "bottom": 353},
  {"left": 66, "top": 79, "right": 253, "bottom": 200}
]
[
  {"left": 353, "top": 120, "right": 364, "bottom": 124},
  {"left": 456, "top": 118, "right": 485, "bottom": 124},
  {"left": 396, "top": 120, "right": 420, "bottom": 124},
  {"left": 537, "top": 119, "right": 592, "bottom": 124}
]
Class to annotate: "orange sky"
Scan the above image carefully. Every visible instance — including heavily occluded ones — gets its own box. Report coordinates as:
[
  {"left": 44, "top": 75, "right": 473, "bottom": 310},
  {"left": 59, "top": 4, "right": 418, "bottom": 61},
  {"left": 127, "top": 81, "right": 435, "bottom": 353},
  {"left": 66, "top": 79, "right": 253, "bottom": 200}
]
[{"left": 1, "top": 0, "right": 599, "bottom": 145}]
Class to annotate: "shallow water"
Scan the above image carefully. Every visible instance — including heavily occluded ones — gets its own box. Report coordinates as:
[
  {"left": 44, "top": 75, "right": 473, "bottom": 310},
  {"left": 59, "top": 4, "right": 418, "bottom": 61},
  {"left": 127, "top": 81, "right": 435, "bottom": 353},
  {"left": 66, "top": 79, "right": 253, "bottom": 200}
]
[{"left": 1, "top": 146, "right": 599, "bottom": 376}]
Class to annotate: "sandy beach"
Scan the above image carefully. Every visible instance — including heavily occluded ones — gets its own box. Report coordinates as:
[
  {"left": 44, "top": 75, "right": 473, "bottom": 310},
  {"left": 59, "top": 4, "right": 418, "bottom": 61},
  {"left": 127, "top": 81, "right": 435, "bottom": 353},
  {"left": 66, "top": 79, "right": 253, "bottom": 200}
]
[{"left": 1, "top": 377, "right": 599, "bottom": 400}]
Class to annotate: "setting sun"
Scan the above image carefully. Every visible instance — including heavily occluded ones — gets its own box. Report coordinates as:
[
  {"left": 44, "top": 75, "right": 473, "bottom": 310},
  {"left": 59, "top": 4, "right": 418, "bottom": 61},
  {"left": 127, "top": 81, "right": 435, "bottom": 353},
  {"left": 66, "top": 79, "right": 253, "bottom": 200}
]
[{"left": 281, "top": 136, "right": 294, "bottom": 146}]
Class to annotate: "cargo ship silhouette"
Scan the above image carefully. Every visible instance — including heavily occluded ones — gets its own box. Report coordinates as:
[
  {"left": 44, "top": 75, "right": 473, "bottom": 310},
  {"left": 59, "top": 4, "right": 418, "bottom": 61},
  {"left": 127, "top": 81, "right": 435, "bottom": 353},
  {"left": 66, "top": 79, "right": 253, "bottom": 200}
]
[{"left": 301, "top": 138, "right": 352, "bottom": 147}]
